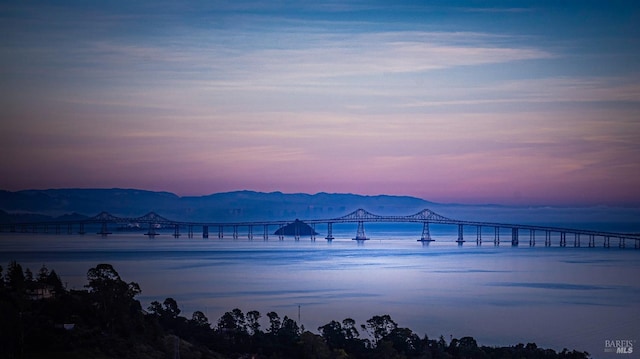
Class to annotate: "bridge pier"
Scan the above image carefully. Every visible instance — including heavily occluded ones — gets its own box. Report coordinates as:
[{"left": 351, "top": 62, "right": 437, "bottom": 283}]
[
  {"left": 353, "top": 221, "right": 369, "bottom": 241},
  {"left": 278, "top": 224, "right": 284, "bottom": 240},
  {"left": 263, "top": 225, "right": 269, "bottom": 241},
  {"left": 511, "top": 228, "right": 518, "bottom": 246},
  {"left": 188, "top": 225, "right": 193, "bottom": 238},
  {"left": 145, "top": 222, "right": 158, "bottom": 238},
  {"left": 248, "top": 225, "right": 254, "bottom": 240},
  {"left": 476, "top": 226, "right": 482, "bottom": 245},
  {"left": 218, "top": 226, "right": 223, "bottom": 239},
  {"left": 173, "top": 224, "right": 180, "bottom": 238},
  {"left": 574, "top": 233, "right": 580, "bottom": 247},
  {"left": 98, "top": 222, "right": 111, "bottom": 237},
  {"left": 619, "top": 237, "right": 625, "bottom": 248},
  {"left": 588, "top": 234, "right": 594, "bottom": 247},
  {"left": 233, "top": 225, "right": 239, "bottom": 239},
  {"left": 418, "top": 222, "right": 434, "bottom": 242},
  {"left": 560, "top": 232, "right": 566, "bottom": 247},
  {"left": 529, "top": 229, "right": 535, "bottom": 247},
  {"left": 604, "top": 236, "right": 610, "bottom": 248},
  {"left": 325, "top": 222, "right": 334, "bottom": 241},
  {"left": 202, "top": 225, "right": 209, "bottom": 239},
  {"left": 311, "top": 223, "right": 316, "bottom": 241},
  {"left": 545, "top": 231, "right": 551, "bottom": 247},
  {"left": 456, "top": 224, "right": 465, "bottom": 245},
  {"left": 494, "top": 227, "right": 500, "bottom": 246}
]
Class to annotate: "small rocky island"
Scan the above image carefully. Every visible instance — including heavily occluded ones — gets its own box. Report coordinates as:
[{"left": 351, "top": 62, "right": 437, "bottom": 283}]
[{"left": 274, "top": 219, "right": 318, "bottom": 236}]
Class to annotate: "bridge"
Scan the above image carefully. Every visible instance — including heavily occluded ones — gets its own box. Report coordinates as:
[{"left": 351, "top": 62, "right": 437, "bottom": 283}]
[{"left": 1, "top": 208, "right": 639, "bottom": 248}]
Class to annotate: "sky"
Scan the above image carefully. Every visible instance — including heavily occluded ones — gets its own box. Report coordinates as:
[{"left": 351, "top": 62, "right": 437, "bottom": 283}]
[{"left": 1, "top": 0, "right": 639, "bottom": 205}]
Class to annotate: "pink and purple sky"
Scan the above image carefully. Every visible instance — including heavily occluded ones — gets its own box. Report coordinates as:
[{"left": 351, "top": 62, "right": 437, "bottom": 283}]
[{"left": 1, "top": 1, "right": 639, "bottom": 205}]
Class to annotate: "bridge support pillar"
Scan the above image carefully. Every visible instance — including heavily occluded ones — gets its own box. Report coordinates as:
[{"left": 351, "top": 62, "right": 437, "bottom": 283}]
[
  {"left": 588, "top": 234, "right": 594, "bottom": 247},
  {"left": 203, "top": 225, "right": 209, "bottom": 239},
  {"left": 353, "top": 221, "right": 369, "bottom": 241},
  {"left": 494, "top": 227, "right": 500, "bottom": 246},
  {"left": 560, "top": 232, "right": 566, "bottom": 247},
  {"left": 188, "top": 225, "right": 193, "bottom": 238},
  {"left": 263, "top": 225, "right": 268, "bottom": 241},
  {"left": 574, "top": 233, "right": 580, "bottom": 247},
  {"left": 218, "top": 226, "right": 223, "bottom": 239},
  {"left": 248, "top": 225, "right": 253, "bottom": 240},
  {"left": 619, "top": 237, "right": 625, "bottom": 248},
  {"left": 173, "top": 224, "right": 180, "bottom": 238},
  {"left": 325, "top": 222, "right": 334, "bottom": 241},
  {"left": 278, "top": 224, "right": 284, "bottom": 240},
  {"left": 98, "top": 222, "right": 111, "bottom": 237},
  {"left": 476, "top": 226, "right": 482, "bottom": 245},
  {"left": 604, "top": 236, "right": 610, "bottom": 248},
  {"left": 456, "top": 224, "right": 464, "bottom": 245},
  {"left": 529, "top": 229, "right": 535, "bottom": 247},
  {"left": 311, "top": 223, "right": 316, "bottom": 241},
  {"left": 145, "top": 222, "right": 158, "bottom": 238},
  {"left": 233, "top": 225, "right": 238, "bottom": 239},
  {"left": 418, "top": 222, "right": 434, "bottom": 242},
  {"left": 545, "top": 231, "right": 551, "bottom": 247},
  {"left": 511, "top": 228, "right": 519, "bottom": 246}
]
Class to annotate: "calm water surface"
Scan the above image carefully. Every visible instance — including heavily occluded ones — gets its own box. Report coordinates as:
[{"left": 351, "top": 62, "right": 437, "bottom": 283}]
[{"left": 1, "top": 227, "right": 638, "bottom": 358}]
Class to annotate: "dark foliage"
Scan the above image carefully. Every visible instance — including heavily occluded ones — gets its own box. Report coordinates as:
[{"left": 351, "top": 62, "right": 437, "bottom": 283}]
[{"left": 0, "top": 262, "right": 591, "bottom": 358}]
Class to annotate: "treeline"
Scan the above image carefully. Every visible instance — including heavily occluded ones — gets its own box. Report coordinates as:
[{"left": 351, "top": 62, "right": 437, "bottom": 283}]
[{"left": 0, "top": 261, "right": 590, "bottom": 359}]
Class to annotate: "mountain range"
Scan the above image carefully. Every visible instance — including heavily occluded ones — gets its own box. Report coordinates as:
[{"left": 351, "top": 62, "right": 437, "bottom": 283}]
[{"left": 1, "top": 188, "right": 639, "bottom": 229}]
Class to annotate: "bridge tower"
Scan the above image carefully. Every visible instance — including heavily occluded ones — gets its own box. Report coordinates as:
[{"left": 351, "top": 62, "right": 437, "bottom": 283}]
[
  {"left": 98, "top": 222, "right": 111, "bottom": 237},
  {"left": 353, "top": 221, "right": 369, "bottom": 241},
  {"left": 417, "top": 222, "right": 434, "bottom": 242},
  {"left": 325, "top": 222, "right": 334, "bottom": 241},
  {"left": 145, "top": 222, "right": 158, "bottom": 238}
]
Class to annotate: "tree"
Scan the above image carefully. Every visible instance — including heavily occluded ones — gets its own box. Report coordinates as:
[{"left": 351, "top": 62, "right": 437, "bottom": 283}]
[
  {"left": 363, "top": 314, "right": 398, "bottom": 344},
  {"left": 267, "top": 311, "right": 281, "bottom": 334},
  {"left": 246, "top": 310, "right": 261, "bottom": 335},
  {"left": 163, "top": 297, "right": 181, "bottom": 318},
  {"left": 85, "top": 263, "right": 142, "bottom": 333},
  {"left": 6, "top": 260, "right": 25, "bottom": 292},
  {"left": 342, "top": 318, "right": 359, "bottom": 340},
  {"left": 191, "top": 311, "right": 209, "bottom": 327},
  {"left": 319, "top": 320, "right": 345, "bottom": 349}
]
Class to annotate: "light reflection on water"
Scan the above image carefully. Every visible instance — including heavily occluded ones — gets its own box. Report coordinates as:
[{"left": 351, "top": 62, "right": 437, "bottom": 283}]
[{"left": 1, "top": 229, "right": 639, "bottom": 357}]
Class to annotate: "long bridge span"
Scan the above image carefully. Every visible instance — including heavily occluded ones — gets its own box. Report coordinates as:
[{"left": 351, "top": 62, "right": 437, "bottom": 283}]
[{"left": 2, "top": 208, "right": 639, "bottom": 248}]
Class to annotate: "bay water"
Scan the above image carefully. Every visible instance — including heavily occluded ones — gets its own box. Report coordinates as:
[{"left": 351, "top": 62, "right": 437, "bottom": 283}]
[{"left": 1, "top": 223, "right": 638, "bottom": 358}]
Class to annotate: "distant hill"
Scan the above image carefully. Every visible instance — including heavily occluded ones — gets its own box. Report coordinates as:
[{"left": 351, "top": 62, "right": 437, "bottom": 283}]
[
  {"left": 1, "top": 188, "right": 639, "bottom": 229},
  {"left": 0, "top": 188, "right": 433, "bottom": 222}
]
